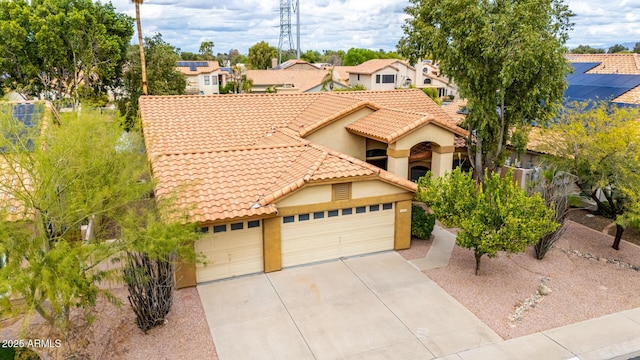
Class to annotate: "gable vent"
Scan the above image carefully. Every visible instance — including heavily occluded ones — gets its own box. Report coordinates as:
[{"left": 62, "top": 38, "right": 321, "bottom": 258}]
[{"left": 332, "top": 183, "right": 351, "bottom": 201}]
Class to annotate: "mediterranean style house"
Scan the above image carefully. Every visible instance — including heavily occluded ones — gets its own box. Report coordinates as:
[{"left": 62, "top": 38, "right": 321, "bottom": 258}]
[
  {"left": 138, "top": 89, "right": 467, "bottom": 287},
  {"left": 345, "top": 59, "right": 458, "bottom": 98},
  {"left": 176, "top": 61, "right": 228, "bottom": 95}
]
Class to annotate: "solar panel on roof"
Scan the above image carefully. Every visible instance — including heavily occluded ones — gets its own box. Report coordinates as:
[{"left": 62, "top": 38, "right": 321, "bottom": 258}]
[
  {"left": 570, "top": 62, "right": 600, "bottom": 75},
  {"left": 177, "top": 61, "right": 209, "bottom": 71},
  {"left": 564, "top": 63, "right": 640, "bottom": 104}
]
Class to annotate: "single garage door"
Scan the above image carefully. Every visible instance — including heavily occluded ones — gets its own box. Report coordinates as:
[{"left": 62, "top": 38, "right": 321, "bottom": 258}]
[
  {"left": 281, "top": 203, "right": 395, "bottom": 267},
  {"left": 195, "top": 220, "right": 263, "bottom": 282}
]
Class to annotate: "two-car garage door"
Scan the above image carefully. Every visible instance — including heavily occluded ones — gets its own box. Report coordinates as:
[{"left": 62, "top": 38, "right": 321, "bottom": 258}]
[
  {"left": 281, "top": 203, "right": 395, "bottom": 267},
  {"left": 194, "top": 203, "right": 396, "bottom": 283}
]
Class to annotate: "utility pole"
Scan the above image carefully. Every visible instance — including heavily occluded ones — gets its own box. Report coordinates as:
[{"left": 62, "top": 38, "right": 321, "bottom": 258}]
[{"left": 278, "top": 0, "right": 300, "bottom": 63}]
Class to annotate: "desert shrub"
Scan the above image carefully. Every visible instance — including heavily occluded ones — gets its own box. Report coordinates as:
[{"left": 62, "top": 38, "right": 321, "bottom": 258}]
[{"left": 411, "top": 204, "right": 436, "bottom": 239}]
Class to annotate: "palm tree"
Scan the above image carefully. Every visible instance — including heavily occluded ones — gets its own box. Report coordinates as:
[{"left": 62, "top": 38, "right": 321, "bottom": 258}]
[
  {"left": 320, "top": 66, "right": 335, "bottom": 91},
  {"left": 132, "top": 0, "right": 148, "bottom": 95}
]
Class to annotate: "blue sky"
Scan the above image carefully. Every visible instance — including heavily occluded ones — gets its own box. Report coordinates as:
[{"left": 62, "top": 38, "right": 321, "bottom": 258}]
[{"left": 109, "top": 0, "right": 640, "bottom": 55}]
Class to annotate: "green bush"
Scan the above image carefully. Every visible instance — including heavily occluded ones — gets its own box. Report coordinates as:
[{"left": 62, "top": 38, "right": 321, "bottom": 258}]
[{"left": 411, "top": 204, "right": 436, "bottom": 239}]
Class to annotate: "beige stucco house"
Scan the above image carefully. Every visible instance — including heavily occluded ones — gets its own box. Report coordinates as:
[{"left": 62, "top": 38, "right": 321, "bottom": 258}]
[
  {"left": 139, "top": 89, "right": 467, "bottom": 287},
  {"left": 346, "top": 59, "right": 458, "bottom": 99},
  {"left": 246, "top": 69, "right": 347, "bottom": 93},
  {"left": 176, "top": 61, "right": 228, "bottom": 95}
]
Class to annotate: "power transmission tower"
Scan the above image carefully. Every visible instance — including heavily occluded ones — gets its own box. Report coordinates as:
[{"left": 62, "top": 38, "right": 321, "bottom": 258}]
[{"left": 278, "top": 0, "right": 300, "bottom": 63}]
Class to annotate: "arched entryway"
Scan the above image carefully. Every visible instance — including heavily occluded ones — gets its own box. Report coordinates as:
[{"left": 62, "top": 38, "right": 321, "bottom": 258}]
[{"left": 409, "top": 142, "right": 432, "bottom": 181}]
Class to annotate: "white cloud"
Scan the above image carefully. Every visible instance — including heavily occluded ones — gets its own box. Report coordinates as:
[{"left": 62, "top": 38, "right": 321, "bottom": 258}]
[{"left": 111, "top": 0, "right": 640, "bottom": 55}]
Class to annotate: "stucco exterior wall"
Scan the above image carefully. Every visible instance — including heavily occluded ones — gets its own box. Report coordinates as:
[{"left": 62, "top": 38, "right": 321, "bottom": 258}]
[
  {"left": 394, "top": 123, "right": 455, "bottom": 150},
  {"left": 276, "top": 185, "right": 332, "bottom": 207},
  {"left": 351, "top": 180, "right": 410, "bottom": 199},
  {"left": 349, "top": 73, "right": 373, "bottom": 89},
  {"left": 304, "top": 107, "right": 373, "bottom": 160}
]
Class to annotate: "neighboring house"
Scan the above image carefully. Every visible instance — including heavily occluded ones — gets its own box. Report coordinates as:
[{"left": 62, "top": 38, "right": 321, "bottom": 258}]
[
  {"left": 138, "top": 89, "right": 467, "bottom": 286},
  {"left": 346, "top": 59, "right": 458, "bottom": 98},
  {"left": 246, "top": 69, "right": 347, "bottom": 93},
  {"left": 416, "top": 60, "right": 459, "bottom": 99},
  {"left": 347, "top": 59, "right": 415, "bottom": 91},
  {"left": 176, "top": 61, "right": 228, "bottom": 95},
  {"left": 273, "top": 59, "right": 320, "bottom": 70},
  {"left": 565, "top": 54, "right": 640, "bottom": 106}
]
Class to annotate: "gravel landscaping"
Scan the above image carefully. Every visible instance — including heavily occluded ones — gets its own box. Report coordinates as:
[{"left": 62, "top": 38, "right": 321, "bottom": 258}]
[{"left": 413, "top": 220, "right": 640, "bottom": 339}]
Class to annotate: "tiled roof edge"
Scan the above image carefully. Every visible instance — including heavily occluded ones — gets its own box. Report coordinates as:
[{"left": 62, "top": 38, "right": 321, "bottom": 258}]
[
  {"left": 314, "top": 144, "right": 417, "bottom": 192},
  {"left": 257, "top": 150, "right": 329, "bottom": 206},
  {"left": 298, "top": 100, "right": 380, "bottom": 137}
]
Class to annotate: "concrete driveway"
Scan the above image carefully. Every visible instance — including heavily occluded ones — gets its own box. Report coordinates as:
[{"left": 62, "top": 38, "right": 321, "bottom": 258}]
[{"left": 197, "top": 252, "right": 501, "bottom": 360}]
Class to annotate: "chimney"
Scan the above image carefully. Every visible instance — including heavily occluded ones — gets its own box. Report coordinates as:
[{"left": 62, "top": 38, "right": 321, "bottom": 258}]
[{"left": 272, "top": 58, "right": 278, "bottom": 69}]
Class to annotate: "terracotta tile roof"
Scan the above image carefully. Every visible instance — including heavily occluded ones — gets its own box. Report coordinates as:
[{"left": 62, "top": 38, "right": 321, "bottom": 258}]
[
  {"left": 346, "top": 108, "right": 468, "bottom": 143},
  {"left": 441, "top": 99, "right": 468, "bottom": 125},
  {"left": 613, "top": 88, "right": 640, "bottom": 104},
  {"left": 346, "top": 59, "right": 413, "bottom": 75},
  {"left": 333, "top": 88, "right": 452, "bottom": 116},
  {"left": 139, "top": 93, "right": 318, "bottom": 157},
  {"left": 291, "top": 94, "right": 377, "bottom": 136},
  {"left": 176, "top": 61, "right": 220, "bottom": 75},
  {"left": 332, "top": 66, "right": 356, "bottom": 82},
  {"left": 139, "top": 90, "right": 461, "bottom": 223},
  {"left": 151, "top": 142, "right": 415, "bottom": 223},
  {"left": 566, "top": 54, "right": 640, "bottom": 104},
  {"left": 246, "top": 69, "right": 346, "bottom": 92},
  {"left": 277, "top": 59, "right": 319, "bottom": 70},
  {"left": 566, "top": 54, "right": 640, "bottom": 74}
]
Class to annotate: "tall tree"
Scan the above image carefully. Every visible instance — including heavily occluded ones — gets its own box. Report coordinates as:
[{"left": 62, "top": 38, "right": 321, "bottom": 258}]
[
  {"left": 541, "top": 101, "right": 640, "bottom": 250},
  {"left": 0, "top": 106, "right": 195, "bottom": 355},
  {"left": 248, "top": 41, "right": 278, "bottom": 69},
  {"left": 634, "top": 42, "right": 640, "bottom": 54},
  {"left": 570, "top": 45, "right": 606, "bottom": 54},
  {"left": 301, "top": 49, "right": 322, "bottom": 63},
  {"left": 323, "top": 49, "right": 345, "bottom": 65},
  {"left": 119, "top": 34, "right": 186, "bottom": 130},
  {"left": 343, "top": 48, "right": 403, "bottom": 66},
  {"left": 398, "top": 0, "right": 574, "bottom": 184},
  {"left": 320, "top": 66, "right": 335, "bottom": 91},
  {"left": 132, "top": 0, "right": 148, "bottom": 95},
  {"left": 608, "top": 44, "right": 629, "bottom": 54},
  {"left": 199, "top": 40, "right": 215, "bottom": 60},
  {"left": 417, "top": 168, "right": 557, "bottom": 274},
  {"left": 0, "top": 0, "right": 134, "bottom": 106}
]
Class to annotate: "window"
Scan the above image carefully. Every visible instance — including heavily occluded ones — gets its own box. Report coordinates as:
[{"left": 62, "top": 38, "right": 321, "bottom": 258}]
[
  {"left": 204, "top": 76, "right": 210, "bottom": 85},
  {"left": 283, "top": 216, "right": 295, "bottom": 223},
  {"left": 248, "top": 220, "right": 260, "bottom": 228},
  {"left": 370, "top": 204, "right": 380, "bottom": 212},
  {"left": 410, "top": 166, "right": 430, "bottom": 182},
  {"left": 356, "top": 206, "right": 366, "bottom": 214},
  {"left": 299, "top": 213, "right": 310, "bottom": 221},
  {"left": 328, "top": 210, "right": 339, "bottom": 217},
  {"left": 375, "top": 74, "right": 381, "bottom": 83},
  {"left": 383, "top": 203, "right": 393, "bottom": 210},
  {"left": 424, "top": 78, "right": 431, "bottom": 85},
  {"left": 313, "top": 211, "right": 325, "bottom": 219},
  {"left": 213, "top": 225, "right": 226, "bottom": 233},
  {"left": 198, "top": 226, "right": 209, "bottom": 233},
  {"left": 357, "top": 74, "right": 360, "bottom": 81},
  {"left": 332, "top": 183, "right": 351, "bottom": 201},
  {"left": 230, "top": 222, "right": 244, "bottom": 230},
  {"left": 382, "top": 74, "right": 395, "bottom": 83},
  {"left": 342, "top": 208, "right": 352, "bottom": 215}
]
